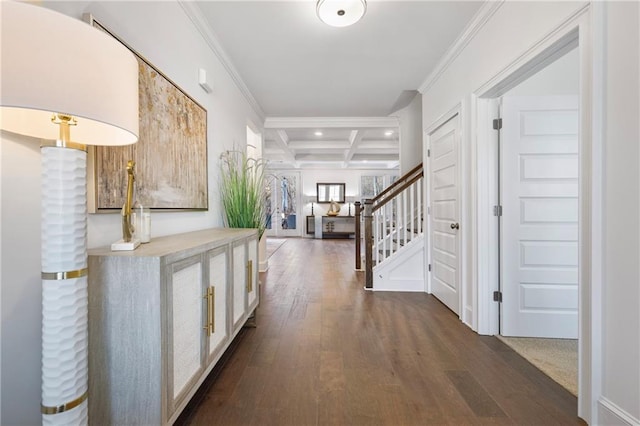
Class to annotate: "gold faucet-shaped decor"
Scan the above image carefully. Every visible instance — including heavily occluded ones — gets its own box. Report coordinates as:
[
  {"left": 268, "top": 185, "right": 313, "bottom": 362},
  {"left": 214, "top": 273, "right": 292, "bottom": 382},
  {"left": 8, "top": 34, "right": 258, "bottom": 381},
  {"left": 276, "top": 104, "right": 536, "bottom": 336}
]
[{"left": 122, "top": 160, "right": 136, "bottom": 242}]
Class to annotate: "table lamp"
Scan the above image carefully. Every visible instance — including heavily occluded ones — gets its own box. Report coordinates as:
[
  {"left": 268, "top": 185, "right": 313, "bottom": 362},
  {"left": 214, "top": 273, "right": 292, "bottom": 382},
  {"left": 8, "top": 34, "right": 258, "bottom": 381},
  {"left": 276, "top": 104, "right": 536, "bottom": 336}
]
[
  {"left": 305, "top": 195, "right": 316, "bottom": 215},
  {"left": 1, "top": 2, "right": 139, "bottom": 424}
]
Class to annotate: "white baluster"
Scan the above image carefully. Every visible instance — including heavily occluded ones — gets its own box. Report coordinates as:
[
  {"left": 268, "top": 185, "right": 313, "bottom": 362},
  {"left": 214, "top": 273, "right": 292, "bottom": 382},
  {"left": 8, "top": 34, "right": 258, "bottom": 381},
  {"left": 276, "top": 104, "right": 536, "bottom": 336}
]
[
  {"left": 418, "top": 178, "right": 423, "bottom": 234},
  {"left": 410, "top": 183, "right": 415, "bottom": 242},
  {"left": 402, "top": 189, "right": 407, "bottom": 245}
]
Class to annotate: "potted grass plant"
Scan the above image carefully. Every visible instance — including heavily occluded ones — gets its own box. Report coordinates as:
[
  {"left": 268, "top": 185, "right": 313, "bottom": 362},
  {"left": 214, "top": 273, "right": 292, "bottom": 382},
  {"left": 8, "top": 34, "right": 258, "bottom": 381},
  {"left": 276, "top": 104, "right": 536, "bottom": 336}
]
[{"left": 219, "top": 148, "right": 267, "bottom": 239}]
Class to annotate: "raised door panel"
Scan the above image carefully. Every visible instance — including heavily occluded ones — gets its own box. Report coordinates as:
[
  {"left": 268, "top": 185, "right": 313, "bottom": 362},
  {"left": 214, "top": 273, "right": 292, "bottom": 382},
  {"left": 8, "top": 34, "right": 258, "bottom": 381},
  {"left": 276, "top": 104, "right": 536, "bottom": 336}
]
[
  {"left": 167, "top": 254, "right": 205, "bottom": 415},
  {"left": 207, "top": 247, "right": 229, "bottom": 363},
  {"left": 501, "top": 95, "right": 579, "bottom": 338},
  {"left": 232, "top": 240, "right": 247, "bottom": 331},
  {"left": 428, "top": 115, "right": 460, "bottom": 315},
  {"left": 247, "top": 236, "right": 258, "bottom": 311},
  {"left": 336, "top": 217, "right": 355, "bottom": 233}
]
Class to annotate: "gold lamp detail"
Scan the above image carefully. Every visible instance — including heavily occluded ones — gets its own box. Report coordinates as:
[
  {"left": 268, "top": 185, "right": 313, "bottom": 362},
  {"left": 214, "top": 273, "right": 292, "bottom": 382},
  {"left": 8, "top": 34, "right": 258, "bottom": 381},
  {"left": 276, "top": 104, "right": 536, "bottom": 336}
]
[{"left": 0, "top": 2, "right": 139, "bottom": 424}]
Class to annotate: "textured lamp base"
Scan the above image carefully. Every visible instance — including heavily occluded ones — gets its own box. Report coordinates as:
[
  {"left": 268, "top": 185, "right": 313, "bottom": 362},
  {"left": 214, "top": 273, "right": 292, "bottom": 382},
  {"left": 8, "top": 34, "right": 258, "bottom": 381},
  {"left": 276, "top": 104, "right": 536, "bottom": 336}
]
[
  {"left": 111, "top": 239, "right": 141, "bottom": 251},
  {"left": 41, "top": 146, "right": 89, "bottom": 426}
]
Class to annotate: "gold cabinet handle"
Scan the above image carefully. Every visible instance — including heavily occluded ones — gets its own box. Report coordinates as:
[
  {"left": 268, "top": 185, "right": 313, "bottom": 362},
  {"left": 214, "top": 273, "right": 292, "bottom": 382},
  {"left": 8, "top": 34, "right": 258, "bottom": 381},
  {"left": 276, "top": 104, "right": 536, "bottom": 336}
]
[
  {"left": 203, "top": 288, "right": 210, "bottom": 335},
  {"left": 203, "top": 286, "right": 214, "bottom": 336},
  {"left": 246, "top": 260, "right": 253, "bottom": 293}
]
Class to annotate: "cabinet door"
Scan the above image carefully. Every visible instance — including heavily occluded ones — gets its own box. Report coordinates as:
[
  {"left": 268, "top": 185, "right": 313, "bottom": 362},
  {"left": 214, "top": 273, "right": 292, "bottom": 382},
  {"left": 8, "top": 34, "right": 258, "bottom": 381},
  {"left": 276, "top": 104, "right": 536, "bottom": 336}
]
[
  {"left": 167, "top": 254, "right": 205, "bottom": 415},
  {"left": 232, "top": 240, "right": 247, "bottom": 332},
  {"left": 247, "top": 235, "right": 259, "bottom": 312},
  {"left": 206, "top": 247, "right": 229, "bottom": 363},
  {"left": 339, "top": 217, "right": 355, "bottom": 233}
]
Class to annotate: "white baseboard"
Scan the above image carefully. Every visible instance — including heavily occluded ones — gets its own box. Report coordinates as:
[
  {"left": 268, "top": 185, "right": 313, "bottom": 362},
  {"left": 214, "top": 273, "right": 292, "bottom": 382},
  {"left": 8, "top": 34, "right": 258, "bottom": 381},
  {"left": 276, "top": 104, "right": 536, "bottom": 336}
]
[
  {"left": 598, "top": 397, "right": 640, "bottom": 425},
  {"left": 463, "top": 305, "right": 474, "bottom": 330}
]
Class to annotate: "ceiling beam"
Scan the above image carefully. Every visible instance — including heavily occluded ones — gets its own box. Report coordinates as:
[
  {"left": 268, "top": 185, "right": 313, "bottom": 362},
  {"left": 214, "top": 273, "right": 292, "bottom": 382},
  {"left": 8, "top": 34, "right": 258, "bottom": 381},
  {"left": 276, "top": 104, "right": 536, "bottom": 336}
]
[
  {"left": 287, "top": 140, "right": 351, "bottom": 149},
  {"left": 272, "top": 130, "right": 298, "bottom": 168},
  {"left": 359, "top": 140, "right": 399, "bottom": 146},
  {"left": 296, "top": 154, "right": 345, "bottom": 161},
  {"left": 350, "top": 154, "right": 399, "bottom": 161},
  {"left": 343, "top": 130, "right": 365, "bottom": 168},
  {"left": 354, "top": 148, "right": 399, "bottom": 155}
]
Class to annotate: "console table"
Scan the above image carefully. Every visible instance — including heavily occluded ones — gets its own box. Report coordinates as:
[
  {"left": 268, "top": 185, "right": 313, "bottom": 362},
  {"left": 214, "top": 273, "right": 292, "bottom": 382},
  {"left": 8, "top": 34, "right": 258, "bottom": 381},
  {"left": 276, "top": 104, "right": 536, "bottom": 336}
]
[
  {"left": 87, "top": 228, "right": 259, "bottom": 425},
  {"left": 306, "top": 215, "right": 356, "bottom": 238}
]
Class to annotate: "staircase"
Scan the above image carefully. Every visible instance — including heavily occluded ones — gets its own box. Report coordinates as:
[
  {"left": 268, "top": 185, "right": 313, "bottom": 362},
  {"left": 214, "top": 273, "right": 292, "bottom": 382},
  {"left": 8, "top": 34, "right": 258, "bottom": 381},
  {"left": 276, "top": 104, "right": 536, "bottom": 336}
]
[{"left": 355, "top": 163, "right": 425, "bottom": 291}]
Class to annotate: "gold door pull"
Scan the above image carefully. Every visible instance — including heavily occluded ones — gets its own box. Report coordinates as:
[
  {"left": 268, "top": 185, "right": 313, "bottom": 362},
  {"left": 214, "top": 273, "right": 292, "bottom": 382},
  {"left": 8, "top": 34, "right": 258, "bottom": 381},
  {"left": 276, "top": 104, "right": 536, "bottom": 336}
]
[
  {"left": 246, "top": 260, "right": 253, "bottom": 293},
  {"left": 203, "top": 287, "right": 214, "bottom": 336}
]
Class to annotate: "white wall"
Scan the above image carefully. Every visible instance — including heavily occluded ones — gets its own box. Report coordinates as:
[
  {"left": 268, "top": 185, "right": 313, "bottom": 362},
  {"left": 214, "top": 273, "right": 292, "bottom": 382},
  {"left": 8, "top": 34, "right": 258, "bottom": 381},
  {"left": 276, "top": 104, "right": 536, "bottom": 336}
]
[
  {"left": 601, "top": 1, "right": 640, "bottom": 422},
  {"left": 421, "top": 1, "right": 639, "bottom": 423},
  {"left": 506, "top": 48, "right": 579, "bottom": 96},
  {"left": 1, "top": 2, "right": 263, "bottom": 423},
  {"left": 395, "top": 93, "right": 423, "bottom": 175},
  {"left": 1, "top": 133, "right": 42, "bottom": 426},
  {"left": 422, "top": 2, "right": 584, "bottom": 127}
]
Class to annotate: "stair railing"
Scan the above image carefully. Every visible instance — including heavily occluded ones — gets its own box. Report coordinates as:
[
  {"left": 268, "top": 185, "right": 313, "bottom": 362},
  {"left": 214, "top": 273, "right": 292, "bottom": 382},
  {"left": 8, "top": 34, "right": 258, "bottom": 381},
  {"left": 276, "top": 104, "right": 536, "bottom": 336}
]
[{"left": 356, "top": 163, "right": 424, "bottom": 289}]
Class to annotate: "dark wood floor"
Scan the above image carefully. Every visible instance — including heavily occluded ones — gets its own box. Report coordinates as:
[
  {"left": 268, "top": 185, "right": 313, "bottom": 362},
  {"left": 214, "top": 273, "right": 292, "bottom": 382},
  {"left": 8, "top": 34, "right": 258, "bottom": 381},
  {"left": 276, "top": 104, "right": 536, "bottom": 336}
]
[{"left": 177, "top": 238, "right": 584, "bottom": 426}]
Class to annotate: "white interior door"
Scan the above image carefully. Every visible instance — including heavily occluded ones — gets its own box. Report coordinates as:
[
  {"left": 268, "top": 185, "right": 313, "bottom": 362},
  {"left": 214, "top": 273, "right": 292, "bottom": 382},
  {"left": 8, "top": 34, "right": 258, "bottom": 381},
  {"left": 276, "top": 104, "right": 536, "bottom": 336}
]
[
  {"left": 428, "top": 115, "right": 460, "bottom": 315},
  {"left": 265, "top": 172, "right": 300, "bottom": 237},
  {"left": 501, "top": 95, "right": 579, "bottom": 338}
]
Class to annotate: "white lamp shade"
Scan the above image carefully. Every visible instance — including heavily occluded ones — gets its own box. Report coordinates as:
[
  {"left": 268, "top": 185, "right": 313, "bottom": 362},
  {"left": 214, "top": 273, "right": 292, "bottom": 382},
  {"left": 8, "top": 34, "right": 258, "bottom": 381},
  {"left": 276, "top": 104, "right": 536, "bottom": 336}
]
[
  {"left": 0, "top": 1, "right": 139, "bottom": 146},
  {"left": 317, "top": 0, "right": 366, "bottom": 27}
]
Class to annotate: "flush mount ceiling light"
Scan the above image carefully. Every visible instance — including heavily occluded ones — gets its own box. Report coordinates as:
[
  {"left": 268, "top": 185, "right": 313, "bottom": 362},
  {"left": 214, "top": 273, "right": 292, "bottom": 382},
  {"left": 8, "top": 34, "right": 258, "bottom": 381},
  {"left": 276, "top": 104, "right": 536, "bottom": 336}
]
[{"left": 317, "top": 0, "right": 367, "bottom": 27}]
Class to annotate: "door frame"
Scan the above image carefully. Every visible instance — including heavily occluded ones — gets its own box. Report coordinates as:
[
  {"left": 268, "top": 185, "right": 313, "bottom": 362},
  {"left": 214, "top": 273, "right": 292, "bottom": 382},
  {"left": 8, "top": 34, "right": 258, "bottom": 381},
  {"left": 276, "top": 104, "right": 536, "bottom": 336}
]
[
  {"left": 469, "top": 4, "right": 602, "bottom": 422},
  {"left": 424, "top": 105, "right": 466, "bottom": 319}
]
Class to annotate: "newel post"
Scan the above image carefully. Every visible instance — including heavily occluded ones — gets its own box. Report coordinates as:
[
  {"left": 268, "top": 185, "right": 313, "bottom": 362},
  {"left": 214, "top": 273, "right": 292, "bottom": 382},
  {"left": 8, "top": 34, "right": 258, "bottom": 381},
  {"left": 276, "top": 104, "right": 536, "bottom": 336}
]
[
  {"left": 354, "top": 201, "right": 362, "bottom": 270},
  {"left": 363, "top": 199, "right": 373, "bottom": 289}
]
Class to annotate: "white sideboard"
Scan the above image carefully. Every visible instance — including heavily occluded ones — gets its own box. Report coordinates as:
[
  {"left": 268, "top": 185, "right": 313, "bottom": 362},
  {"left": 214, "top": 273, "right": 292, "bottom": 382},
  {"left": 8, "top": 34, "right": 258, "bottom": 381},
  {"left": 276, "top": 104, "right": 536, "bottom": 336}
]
[{"left": 87, "top": 228, "right": 259, "bottom": 425}]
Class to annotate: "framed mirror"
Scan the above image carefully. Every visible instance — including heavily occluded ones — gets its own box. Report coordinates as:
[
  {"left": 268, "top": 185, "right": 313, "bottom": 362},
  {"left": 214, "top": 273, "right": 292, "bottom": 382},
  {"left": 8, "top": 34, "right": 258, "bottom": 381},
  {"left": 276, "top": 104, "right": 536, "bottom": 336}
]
[{"left": 316, "top": 183, "right": 345, "bottom": 203}]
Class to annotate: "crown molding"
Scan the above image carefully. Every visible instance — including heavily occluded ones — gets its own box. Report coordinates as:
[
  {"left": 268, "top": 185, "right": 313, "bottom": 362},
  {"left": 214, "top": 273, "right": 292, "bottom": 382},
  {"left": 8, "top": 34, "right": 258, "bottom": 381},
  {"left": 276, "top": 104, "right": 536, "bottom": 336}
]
[
  {"left": 418, "top": 0, "right": 504, "bottom": 94},
  {"left": 264, "top": 116, "right": 400, "bottom": 129},
  {"left": 178, "top": 1, "right": 265, "bottom": 121}
]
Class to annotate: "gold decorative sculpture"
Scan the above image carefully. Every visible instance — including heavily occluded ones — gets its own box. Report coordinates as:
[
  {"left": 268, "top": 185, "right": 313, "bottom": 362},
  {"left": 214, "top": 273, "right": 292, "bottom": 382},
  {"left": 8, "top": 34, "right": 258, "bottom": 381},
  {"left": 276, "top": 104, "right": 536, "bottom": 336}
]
[
  {"left": 122, "top": 160, "right": 136, "bottom": 242},
  {"left": 111, "top": 160, "right": 141, "bottom": 251},
  {"left": 327, "top": 199, "right": 341, "bottom": 216}
]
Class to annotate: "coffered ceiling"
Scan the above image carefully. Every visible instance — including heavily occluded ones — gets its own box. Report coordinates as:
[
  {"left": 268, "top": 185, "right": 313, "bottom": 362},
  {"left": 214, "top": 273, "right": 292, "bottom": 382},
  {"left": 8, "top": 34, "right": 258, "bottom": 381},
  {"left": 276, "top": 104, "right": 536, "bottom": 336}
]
[
  {"left": 263, "top": 116, "right": 400, "bottom": 169},
  {"left": 185, "top": 1, "right": 484, "bottom": 169}
]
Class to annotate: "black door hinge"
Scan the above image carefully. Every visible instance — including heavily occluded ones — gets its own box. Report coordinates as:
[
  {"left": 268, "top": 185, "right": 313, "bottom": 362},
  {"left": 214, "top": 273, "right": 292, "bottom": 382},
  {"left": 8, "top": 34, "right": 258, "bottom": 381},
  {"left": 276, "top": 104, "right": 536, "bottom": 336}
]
[
  {"left": 493, "top": 291, "right": 502, "bottom": 302},
  {"left": 493, "top": 118, "right": 502, "bottom": 130}
]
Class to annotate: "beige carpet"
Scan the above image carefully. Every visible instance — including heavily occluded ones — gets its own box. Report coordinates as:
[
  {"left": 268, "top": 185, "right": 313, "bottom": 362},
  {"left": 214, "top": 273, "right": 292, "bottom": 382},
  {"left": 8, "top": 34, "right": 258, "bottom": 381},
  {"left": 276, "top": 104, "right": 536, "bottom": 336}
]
[
  {"left": 266, "top": 238, "right": 287, "bottom": 258},
  {"left": 498, "top": 336, "right": 578, "bottom": 396}
]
